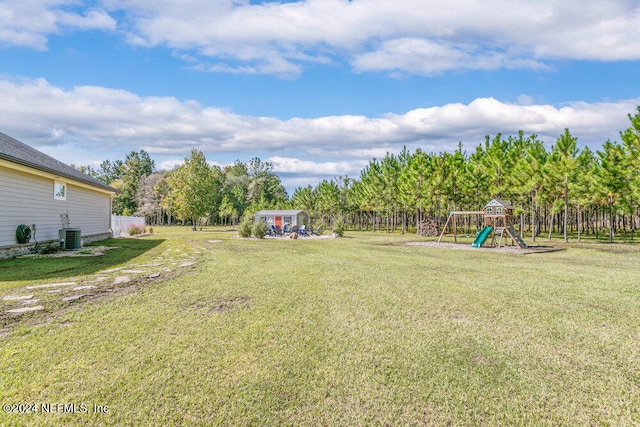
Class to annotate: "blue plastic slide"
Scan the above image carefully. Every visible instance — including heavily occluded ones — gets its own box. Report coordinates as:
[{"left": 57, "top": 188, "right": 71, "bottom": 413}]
[{"left": 471, "top": 226, "right": 492, "bottom": 248}]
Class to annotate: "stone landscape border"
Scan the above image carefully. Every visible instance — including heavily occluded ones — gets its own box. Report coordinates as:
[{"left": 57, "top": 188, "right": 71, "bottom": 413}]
[{"left": 0, "top": 239, "right": 220, "bottom": 337}]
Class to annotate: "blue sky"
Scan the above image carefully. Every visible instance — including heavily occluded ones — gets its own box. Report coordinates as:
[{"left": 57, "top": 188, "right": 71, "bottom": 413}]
[{"left": 1, "top": 0, "right": 640, "bottom": 193}]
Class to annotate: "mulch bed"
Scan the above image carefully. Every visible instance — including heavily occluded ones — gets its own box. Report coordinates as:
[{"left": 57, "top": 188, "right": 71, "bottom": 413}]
[{"left": 404, "top": 241, "right": 564, "bottom": 254}]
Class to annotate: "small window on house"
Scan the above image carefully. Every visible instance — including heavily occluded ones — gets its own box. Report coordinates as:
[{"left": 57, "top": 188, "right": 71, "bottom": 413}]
[
  {"left": 496, "top": 207, "right": 503, "bottom": 215},
  {"left": 54, "top": 180, "right": 67, "bottom": 200},
  {"left": 486, "top": 207, "right": 493, "bottom": 215}
]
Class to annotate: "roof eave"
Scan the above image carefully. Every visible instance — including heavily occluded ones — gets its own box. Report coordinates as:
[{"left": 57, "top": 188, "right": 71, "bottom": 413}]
[{"left": 0, "top": 153, "right": 119, "bottom": 194}]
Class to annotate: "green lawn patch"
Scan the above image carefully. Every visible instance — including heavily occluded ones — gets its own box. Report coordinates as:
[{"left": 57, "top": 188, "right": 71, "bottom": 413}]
[
  {"left": 0, "top": 238, "right": 164, "bottom": 289},
  {"left": 0, "top": 227, "right": 638, "bottom": 425}
]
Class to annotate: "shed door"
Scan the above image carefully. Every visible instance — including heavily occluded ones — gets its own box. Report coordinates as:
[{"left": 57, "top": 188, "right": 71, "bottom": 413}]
[{"left": 275, "top": 216, "right": 282, "bottom": 227}]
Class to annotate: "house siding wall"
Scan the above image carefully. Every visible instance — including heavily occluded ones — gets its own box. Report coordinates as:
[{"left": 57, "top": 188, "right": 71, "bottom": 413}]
[{"left": 0, "top": 166, "right": 112, "bottom": 248}]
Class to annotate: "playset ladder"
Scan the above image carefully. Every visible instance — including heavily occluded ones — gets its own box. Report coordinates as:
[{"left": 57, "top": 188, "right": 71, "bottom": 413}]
[
  {"left": 495, "top": 226, "right": 528, "bottom": 248},
  {"left": 492, "top": 227, "right": 505, "bottom": 247},
  {"left": 505, "top": 226, "right": 528, "bottom": 248}
]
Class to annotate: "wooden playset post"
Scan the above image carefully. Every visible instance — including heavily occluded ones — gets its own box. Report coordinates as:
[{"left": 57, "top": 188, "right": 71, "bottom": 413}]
[
  {"left": 437, "top": 198, "right": 528, "bottom": 248},
  {"left": 437, "top": 211, "right": 485, "bottom": 243}
]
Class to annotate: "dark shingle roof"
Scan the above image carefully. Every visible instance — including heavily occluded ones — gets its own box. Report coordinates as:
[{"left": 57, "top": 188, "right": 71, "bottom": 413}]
[
  {"left": 255, "top": 210, "right": 306, "bottom": 216},
  {"left": 0, "top": 132, "right": 117, "bottom": 193},
  {"left": 485, "top": 198, "right": 513, "bottom": 209}
]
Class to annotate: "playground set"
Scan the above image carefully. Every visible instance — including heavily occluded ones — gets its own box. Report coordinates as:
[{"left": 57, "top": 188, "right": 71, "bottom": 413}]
[{"left": 437, "top": 198, "right": 528, "bottom": 249}]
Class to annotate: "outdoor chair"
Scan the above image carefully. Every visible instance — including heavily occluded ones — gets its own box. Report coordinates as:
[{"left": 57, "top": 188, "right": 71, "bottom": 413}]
[{"left": 283, "top": 224, "right": 293, "bottom": 235}]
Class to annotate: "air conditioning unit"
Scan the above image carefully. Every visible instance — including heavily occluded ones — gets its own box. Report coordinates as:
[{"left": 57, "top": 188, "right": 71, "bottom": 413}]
[{"left": 59, "top": 228, "right": 82, "bottom": 250}]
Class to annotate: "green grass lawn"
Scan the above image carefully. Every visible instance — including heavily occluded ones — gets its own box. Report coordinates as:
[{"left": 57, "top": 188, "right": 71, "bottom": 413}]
[
  {"left": 1, "top": 227, "right": 639, "bottom": 425},
  {"left": 0, "top": 238, "right": 165, "bottom": 289}
]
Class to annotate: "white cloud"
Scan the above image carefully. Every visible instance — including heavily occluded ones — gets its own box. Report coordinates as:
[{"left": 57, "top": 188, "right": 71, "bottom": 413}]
[
  {"left": 157, "top": 159, "right": 184, "bottom": 171},
  {"left": 266, "top": 156, "right": 369, "bottom": 191},
  {"left": 102, "top": 0, "right": 640, "bottom": 76},
  {"left": 193, "top": 57, "right": 304, "bottom": 79},
  {"left": 0, "top": 1, "right": 115, "bottom": 49},
  {"left": 268, "top": 156, "right": 365, "bottom": 177},
  {"left": 352, "top": 38, "right": 548, "bottom": 76},
  {"left": 4, "top": 1, "right": 640, "bottom": 75},
  {"left": 56, "top": 8, "right": 116, "bottom": 30},
  {"left": 0, "top": 77, "right": 638, "bottom": 188}
]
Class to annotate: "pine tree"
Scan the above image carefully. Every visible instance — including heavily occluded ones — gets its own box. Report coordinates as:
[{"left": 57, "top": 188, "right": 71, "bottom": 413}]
[{"left": 547, "top": 129, "right": 579, "bottom": 242}]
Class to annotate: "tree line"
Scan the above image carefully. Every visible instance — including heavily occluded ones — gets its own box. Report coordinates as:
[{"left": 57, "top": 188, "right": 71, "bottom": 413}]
[
  {"left": 77, "top": 106, "right": 640, "bottom": 242},
  {"left": 290, "top": 107, "right": 640, "bottom": 243},
  {"left": 77, "top": 149, "right": 287, "bottom": 229}
]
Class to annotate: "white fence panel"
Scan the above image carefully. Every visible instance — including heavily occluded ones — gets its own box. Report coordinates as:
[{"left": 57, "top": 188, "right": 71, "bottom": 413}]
[{"left": 112, "top": 215, "right": 146, "bottom": 237}]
